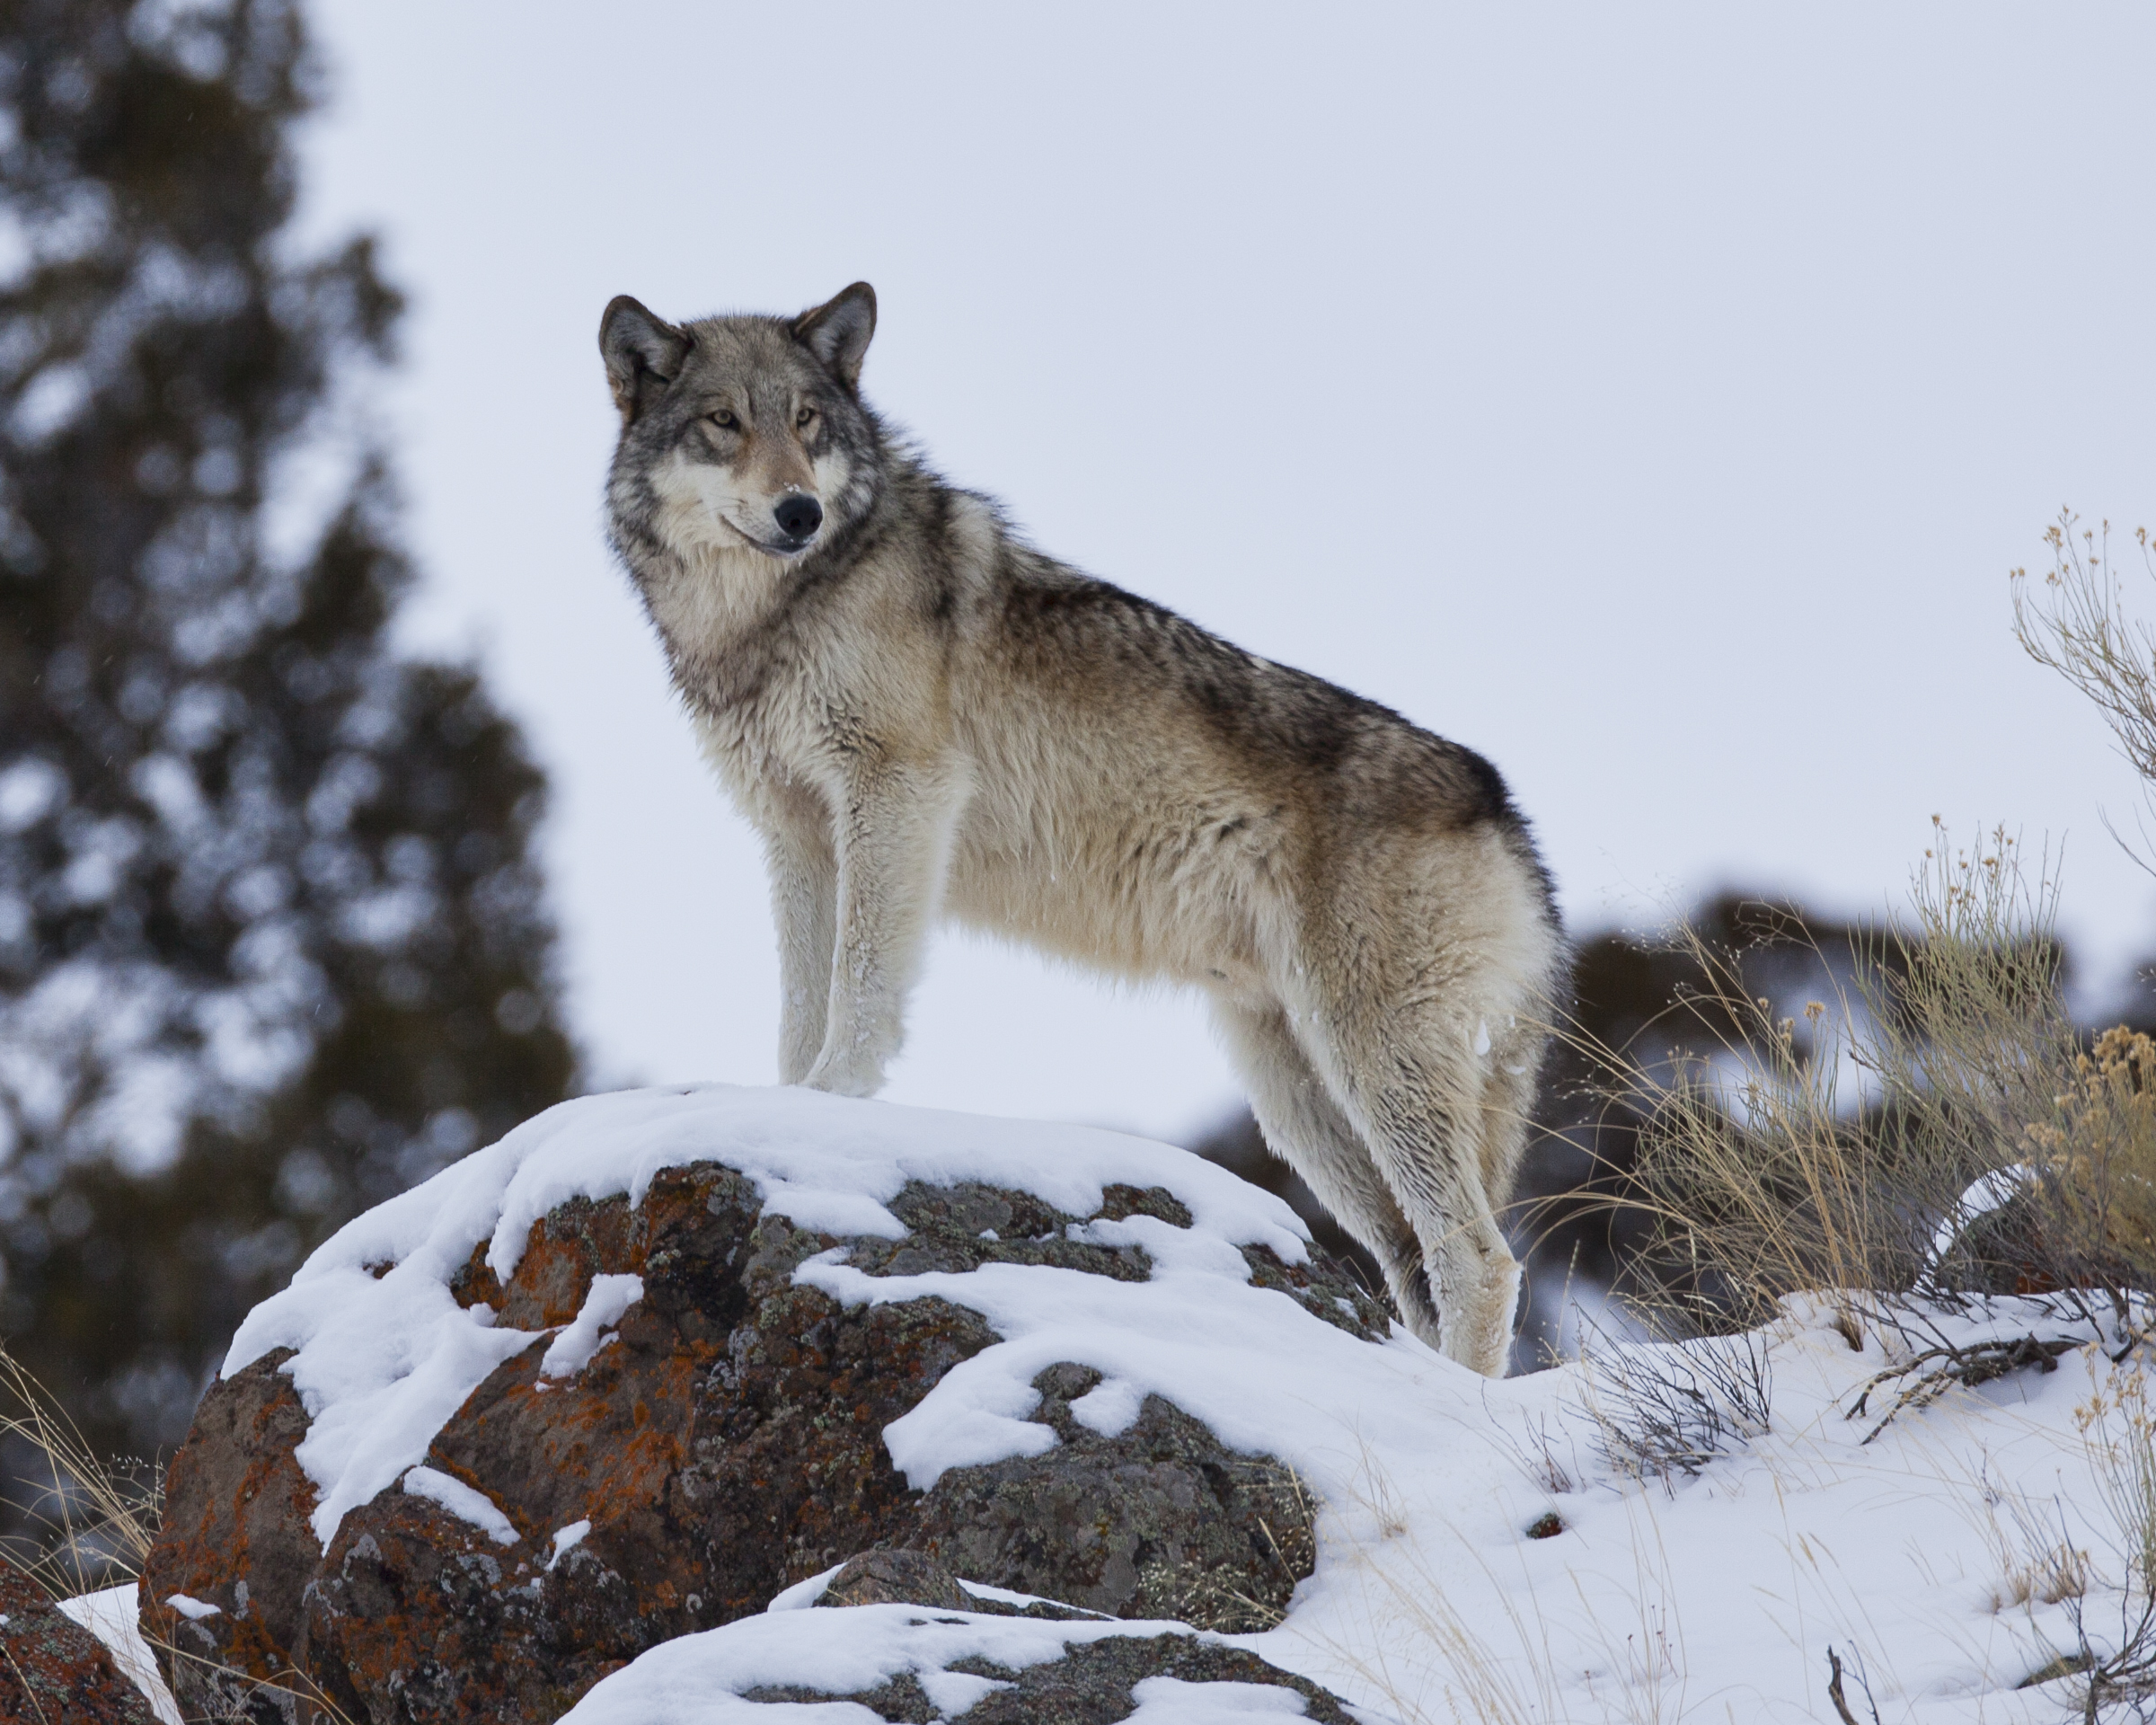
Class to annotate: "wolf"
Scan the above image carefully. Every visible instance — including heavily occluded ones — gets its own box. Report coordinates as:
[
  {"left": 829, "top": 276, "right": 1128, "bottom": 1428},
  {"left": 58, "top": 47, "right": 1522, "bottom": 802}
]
[{"left": 598, "top": 283, "right": 1564, "bottom": 1376}]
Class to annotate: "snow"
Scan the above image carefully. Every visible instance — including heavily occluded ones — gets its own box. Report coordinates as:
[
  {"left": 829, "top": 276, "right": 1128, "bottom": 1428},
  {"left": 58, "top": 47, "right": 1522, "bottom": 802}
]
[
  {"left": 791, "top": 1210, "right": 1438, "bottom": 1492},
  {"left": 539, "top": 1272, "right": 643, "bottom": 1377},
  {"left": 547, "top": 1519, "right": 593, "bottom": 1571},
  {"left": 1240, "top": 1296, "right": 2142, "bottom": 1723},
  {"left": 209, "top": 1084, "right": 2156, "bottom": 1718},
  {"left": 957, "top": 1577, "right": 1109, "bottom": 1616},
  {"left": 1127, "top": 1677, "right": 1311, "bottom": 1721},
  {"left": 57, "top": 1582, "right": 182, "bottom": 1725},
  {"left": 402, "top": 1464, "right": 517, "bottom": 1545},
  {"left": 162, "top": 1590, "right": 220, "bottom": 1620},
  {"left": 768, "top": 1562, "right": 844, "bottom": 1612},
  {"left": 1928, "top": 1165, "right": 2035, "bottom": 1267}
]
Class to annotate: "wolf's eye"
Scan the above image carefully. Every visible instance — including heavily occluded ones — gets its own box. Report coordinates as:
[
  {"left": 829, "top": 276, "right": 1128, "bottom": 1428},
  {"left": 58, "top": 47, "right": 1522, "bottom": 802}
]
[
  {"left": 795, "top": 405, "right": 816, "bottom": 429},
  {"left": 709, "top": 409, "right": 738, "bottom": 430}
]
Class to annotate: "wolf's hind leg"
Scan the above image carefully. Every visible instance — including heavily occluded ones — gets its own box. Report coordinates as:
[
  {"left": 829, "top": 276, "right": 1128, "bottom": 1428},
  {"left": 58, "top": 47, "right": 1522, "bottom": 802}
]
[
  {"left": 1213, "top": 1000, "right": 1442, "bottom": 1349},
  {"left": 1299, "top": 1001, "right": 1524, "bottom": 1376},
  {"left": 1475, "top": 1013, "right": 1548, "bottom": 1249}
]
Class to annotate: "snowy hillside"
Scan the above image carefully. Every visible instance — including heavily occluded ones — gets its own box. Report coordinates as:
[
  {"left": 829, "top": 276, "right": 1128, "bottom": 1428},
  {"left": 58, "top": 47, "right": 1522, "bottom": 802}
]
[
  {"left": 554, "top": 1281, "right": 2140, "bottom": 1721},
  {"left": 93, "top": 1087, "right": 2156, "bottom": 1721}
]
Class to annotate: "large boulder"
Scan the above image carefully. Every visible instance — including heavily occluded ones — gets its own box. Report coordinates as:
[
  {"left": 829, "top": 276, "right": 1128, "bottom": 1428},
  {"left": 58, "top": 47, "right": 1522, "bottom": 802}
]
[{"left": 139, "top": 1087, "right": 1404, "bottom": 1723}]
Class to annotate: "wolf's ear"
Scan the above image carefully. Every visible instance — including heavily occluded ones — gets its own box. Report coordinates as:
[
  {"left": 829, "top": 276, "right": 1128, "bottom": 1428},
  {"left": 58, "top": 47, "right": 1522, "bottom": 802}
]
[
  {"left": 600, "top": 296, "right": 691, "bottom": 422},
  {"left": 791, "top": 282, "right": 877, "bottom": 390}
]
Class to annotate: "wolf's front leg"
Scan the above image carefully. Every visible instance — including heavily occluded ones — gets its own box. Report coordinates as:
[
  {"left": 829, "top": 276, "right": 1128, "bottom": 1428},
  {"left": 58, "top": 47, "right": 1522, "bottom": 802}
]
[
  {"left": 800, "top": 761, "right": 965, "bottom": 1098},
  {"left": 764, "top": 815, "right": 837, "bottom": 1085}
]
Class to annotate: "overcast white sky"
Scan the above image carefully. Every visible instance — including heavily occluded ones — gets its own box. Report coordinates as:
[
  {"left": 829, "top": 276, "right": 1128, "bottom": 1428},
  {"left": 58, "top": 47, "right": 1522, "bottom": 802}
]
[{"left": 294, "top": 3, "right": 2156, "bottom": 1144}]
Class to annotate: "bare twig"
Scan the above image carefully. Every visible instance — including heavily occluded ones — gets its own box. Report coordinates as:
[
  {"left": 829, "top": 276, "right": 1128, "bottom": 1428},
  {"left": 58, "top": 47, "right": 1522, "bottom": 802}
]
[
  {"left": 1825, "top": 1646, "right": 1881, "bottom": 1725},
  {"left": 1844, "top": 1335, "right": 2079, "bottom": 1444}
]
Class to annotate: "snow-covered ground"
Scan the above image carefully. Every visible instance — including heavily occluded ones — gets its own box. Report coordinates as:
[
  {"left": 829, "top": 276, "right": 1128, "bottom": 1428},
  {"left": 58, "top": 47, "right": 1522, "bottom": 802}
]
[
  {"left": 553, "top": 1293, "right": 2138, "bottom": 1723},
  {"left": 85, "top": 1087, "right": 2156, "bottom": 1720}
]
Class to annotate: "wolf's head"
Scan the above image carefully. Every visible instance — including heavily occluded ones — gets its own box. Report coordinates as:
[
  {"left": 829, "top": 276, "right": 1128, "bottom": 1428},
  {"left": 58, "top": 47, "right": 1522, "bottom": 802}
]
[{"left": 600, "top": 284, "right": 880, "bottom": 564}]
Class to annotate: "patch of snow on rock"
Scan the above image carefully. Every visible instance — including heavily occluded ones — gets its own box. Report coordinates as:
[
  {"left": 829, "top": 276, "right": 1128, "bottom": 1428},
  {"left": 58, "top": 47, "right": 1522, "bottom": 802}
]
[
  {"left": 402, "top": 1464, "right": 517, "bottom": 1545},
  {"left": 546, "top": 1519, "right": 593, "bottom": 1572},
  {"left": 791, "top": 1206, "right": 1440, "bottom": 1493},
  {"left": 540, "top": 1272, "right": 644, "bottom": 1378},
  {"left": 764, "top": 1563, "right": 843, "bottom": 1612},
  {"left": 1126, "top": 1676, "right": 1310, "bottom": 1721},
  {"left": 161, "top": 1591, "right": 220, "bottom": 1620}
]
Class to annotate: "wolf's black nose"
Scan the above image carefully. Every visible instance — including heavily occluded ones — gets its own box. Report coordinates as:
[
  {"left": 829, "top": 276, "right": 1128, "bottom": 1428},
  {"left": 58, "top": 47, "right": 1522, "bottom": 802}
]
[{"left": 773, "top": 495, "right": 823, "bottom": 543}]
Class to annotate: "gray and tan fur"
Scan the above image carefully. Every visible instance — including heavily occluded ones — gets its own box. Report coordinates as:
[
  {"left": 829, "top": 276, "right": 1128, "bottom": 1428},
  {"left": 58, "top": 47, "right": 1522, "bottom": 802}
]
[{"left": 598, "top": 283, "right": 1563, "bottom": 1376}]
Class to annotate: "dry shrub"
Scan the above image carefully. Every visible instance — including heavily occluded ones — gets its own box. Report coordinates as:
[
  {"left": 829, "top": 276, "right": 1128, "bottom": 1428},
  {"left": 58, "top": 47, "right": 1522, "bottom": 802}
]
[
  {"left": 1577, "top": 823, "right": 2095, "bottom": 1335},
  {"left": 2012, "top": 513, "right": 2156, "bottom": 850},
  {"left": 1570, "top": 1322, "right": 1772, "bottom": 1491},
  {"left": 1566, "top": 508, "right": 2156, "bottom": 1340},
  {"left": 2007, "top": 507, "right": 2156, "bottom": 1297},
  {"left": 2027, "top": 1028, "right": 2156, "bottom": 1287}
]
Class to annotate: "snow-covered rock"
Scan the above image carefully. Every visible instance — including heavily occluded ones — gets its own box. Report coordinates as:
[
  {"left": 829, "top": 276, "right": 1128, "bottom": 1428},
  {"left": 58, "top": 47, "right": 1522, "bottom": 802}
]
[
  {"left": 555, "top": 1598, "right": 1359, "bottom": 1725},
  {"left": 138, "top": 1084, "right": 1391, "bottom": 1722}
]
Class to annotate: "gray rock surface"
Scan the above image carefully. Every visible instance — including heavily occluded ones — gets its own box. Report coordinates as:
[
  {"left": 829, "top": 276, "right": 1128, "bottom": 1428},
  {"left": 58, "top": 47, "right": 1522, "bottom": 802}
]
[{"left": 749, "top": 1633, "right": 1364, "bottom": 1725}]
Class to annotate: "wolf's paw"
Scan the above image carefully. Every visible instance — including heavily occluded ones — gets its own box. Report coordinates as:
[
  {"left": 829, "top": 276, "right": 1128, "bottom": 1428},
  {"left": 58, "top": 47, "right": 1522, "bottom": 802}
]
[
  {"left": 1432, "top": 1251, "right": 1523, "bottom": 1378},
  {"left": 799, "top": 1057, "right": 885, "bottom": 1099}
]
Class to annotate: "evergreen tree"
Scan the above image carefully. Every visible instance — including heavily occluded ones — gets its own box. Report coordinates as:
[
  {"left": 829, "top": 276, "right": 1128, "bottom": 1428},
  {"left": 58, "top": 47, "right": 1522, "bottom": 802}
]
[{"left": 0, "top": 0, "right": 575, "bottom": 1464}]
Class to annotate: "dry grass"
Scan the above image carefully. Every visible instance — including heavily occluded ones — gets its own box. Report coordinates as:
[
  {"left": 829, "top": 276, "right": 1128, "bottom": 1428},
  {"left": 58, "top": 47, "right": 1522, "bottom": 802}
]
[
  {"left": 1978, "top": 1463, "right": 2091, "bottom": 1614},
  {"left": 1311, "top": 1447, "right": 1708, "bottom": 1725},
  {"left": 1311, "top": 1451, "right": 1556, "bottom": 1725},
  {"left": 1336, "top": 1566, "right": 1555, "bottom": 1725},
  {"left": 0, "top": 1348, "right": 161, "bottom": 1600},
  {"left": 1488, "top": 1410, "right": 1578, "bottom": 1500},
  {"left": 1998, "top": 1533, "right": 2092, "bottom": 1615},
  {"left": 1315, "top": 1527, "right": 1571, "bottom": 1723}
]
